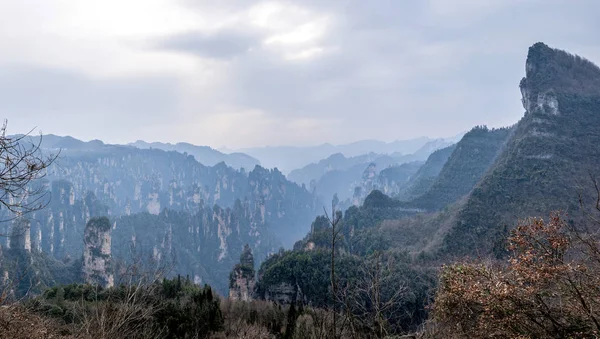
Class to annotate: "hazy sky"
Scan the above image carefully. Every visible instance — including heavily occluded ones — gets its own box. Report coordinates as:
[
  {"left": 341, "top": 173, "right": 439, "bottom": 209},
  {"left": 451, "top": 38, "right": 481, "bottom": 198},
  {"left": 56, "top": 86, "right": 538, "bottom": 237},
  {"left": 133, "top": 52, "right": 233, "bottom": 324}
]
[{"left": 0, "top": 0, "right": 599, "bottom": 148}]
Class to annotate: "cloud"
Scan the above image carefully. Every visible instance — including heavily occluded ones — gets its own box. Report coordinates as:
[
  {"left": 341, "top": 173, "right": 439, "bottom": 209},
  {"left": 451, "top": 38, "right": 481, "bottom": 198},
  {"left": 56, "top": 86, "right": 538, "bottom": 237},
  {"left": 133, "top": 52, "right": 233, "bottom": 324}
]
[
  {"left": 0, "top": 65, "right": 178, "bottom": 143},
  {"left": 158, "top": 29, "right": 260, "bottom": 59},
  {"left": 1, "top": 0, "right": 600, "bottom": 148}
]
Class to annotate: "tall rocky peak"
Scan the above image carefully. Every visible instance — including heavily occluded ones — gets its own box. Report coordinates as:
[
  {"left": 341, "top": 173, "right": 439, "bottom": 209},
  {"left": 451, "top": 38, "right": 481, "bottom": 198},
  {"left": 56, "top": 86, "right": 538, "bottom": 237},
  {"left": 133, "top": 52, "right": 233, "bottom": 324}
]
[
  {"left": 228, "top": 244, "right": 256, "bottom": 301},
  {"left": 520, "top": 42, "right": 600, "bottom": 115},
  {"left": 442, "top": 43, "right": 600, "bottom": 256},
  {"left": 239, "top": 244, "right": 255, "bottom": 268},
  {"left": 83, "top": 216, "right": 113, "bottom": 288},
  {"left": 8, "top": 218, "right": 31, "bottom": 252}
]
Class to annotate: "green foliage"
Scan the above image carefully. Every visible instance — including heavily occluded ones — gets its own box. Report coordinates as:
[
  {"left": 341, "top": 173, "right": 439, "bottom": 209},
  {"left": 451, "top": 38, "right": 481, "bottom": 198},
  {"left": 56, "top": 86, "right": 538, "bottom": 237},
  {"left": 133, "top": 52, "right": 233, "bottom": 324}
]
[
  {"left": 397, "top": 144, "right": 456, "bottom": 200},
  {"left": 0, "top": 248, "right": 81, "bottom": 299},
  {"left": 28, "top": 276, "right": 224, "bottom": 338},
  {"left": 257, "top": 248, "right": 437, "bottom": 334},
  {"left": 154, "top": 280, "right": 223, "bottom": 338},
  {"left": 407, "top": 126, "right": 513, "bottom": 211}
]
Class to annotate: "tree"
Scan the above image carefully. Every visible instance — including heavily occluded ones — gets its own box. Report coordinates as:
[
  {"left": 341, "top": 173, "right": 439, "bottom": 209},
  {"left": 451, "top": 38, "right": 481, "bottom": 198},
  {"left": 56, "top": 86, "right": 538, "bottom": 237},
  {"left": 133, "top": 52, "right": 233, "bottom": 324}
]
[
  {"left": 323, "top": 199, "right": 343, "bottom": 339},
  {"left": 430, "top": 211, "right": 600, "bottom": 338},
  {"left": 337, "top": 252, "right": 406, "bottom": 339},
  {"left": 0, "top": 121, "right": 57, "bottom": 224}
]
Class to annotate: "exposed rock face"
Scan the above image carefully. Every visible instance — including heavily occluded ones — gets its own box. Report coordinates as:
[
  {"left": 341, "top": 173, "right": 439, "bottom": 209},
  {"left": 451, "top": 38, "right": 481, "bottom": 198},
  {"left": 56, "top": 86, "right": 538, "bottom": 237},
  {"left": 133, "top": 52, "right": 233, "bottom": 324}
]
[
  {"left": 0, "top": 136, "right": 320, "bottom": 294},
  {"left": 442, "top": 42, "right": 600, "bottom": 256},
  {"left": 83, "top": 217, "right": 113, "bottom": 287},
  {"left": 8, "top": 218, "right": 31, "bottom": 252},
  {"left": 396, "top": 145, "right": 456, "bottom": 201},
  {"left": 228, "top": 244, "right": 256, "bottom": 301},
  {"left": 264, "top": 282, "right": 304, "bottom": 305},
  {"left": 352, "top": 161, "right": 424, "bottom": 205}
]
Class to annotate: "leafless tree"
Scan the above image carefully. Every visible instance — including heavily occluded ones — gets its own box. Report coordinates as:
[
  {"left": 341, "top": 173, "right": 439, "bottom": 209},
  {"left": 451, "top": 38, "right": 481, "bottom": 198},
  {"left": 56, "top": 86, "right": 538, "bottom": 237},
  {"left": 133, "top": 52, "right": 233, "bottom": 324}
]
[
  {"left": 0, "top": 121, "right": 58, "bottom": 225},
  {"left": 323, "top": 198, "right": 343, "bottom": 339},
  {"left": 76, "top": 244, "right": 176, "bottom": 339},
  {"left": 337, "top": 252, "right": 406, "bottom": 338}
]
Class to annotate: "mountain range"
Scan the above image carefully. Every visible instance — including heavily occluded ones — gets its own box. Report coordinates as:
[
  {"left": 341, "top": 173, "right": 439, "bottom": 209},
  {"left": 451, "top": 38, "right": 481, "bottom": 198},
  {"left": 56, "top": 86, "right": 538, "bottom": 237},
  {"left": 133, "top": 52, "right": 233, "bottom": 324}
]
[
  {"left": 128, "top": 140, "right": 260, "bottom": 170},
  {"left": 225, "top": 135, "right": 462, "bottom": 174},
  {"left": 255, "top": 43, "right": 600, "bottom": 325},
  {"left": 2, "top": 41, "right": 599, "bottom": 337}
]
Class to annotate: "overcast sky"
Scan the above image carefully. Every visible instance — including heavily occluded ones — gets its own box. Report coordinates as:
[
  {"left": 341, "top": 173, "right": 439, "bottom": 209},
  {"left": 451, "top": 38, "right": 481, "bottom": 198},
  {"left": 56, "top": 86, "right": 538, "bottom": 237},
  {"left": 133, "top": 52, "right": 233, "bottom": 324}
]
[{"left": 0, "top": 0, "right": 598, "bottom": 149}]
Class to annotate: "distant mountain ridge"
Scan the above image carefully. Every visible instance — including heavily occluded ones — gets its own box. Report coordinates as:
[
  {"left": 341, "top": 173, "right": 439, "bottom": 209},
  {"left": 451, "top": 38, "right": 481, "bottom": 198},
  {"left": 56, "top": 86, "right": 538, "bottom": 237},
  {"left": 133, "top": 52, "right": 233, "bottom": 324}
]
[
  {"left": 230, "top": 134, "right": 463, "bottom": 174},
  {"left": 253, "top": 43, "right": 600, "bottom": 325},
  {"left": 1, "top": 134, "right": 321, "bottom": 293},
  {"left": 129, "top": 140, "right": 260, "bottom": 170},
  {"left": 286, "top": 138, "right": 457, "bottom": 203}
]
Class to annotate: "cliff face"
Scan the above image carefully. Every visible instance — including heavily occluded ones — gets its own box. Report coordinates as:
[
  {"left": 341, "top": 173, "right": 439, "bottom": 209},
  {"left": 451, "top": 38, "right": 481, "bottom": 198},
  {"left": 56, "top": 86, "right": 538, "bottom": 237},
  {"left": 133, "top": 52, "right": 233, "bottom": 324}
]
[
  {"left": 43, "top": 146, "right": 317, "bottom": 228},
  {"left": 8, "top": 218, "right": 31, "bottom": 252},
  {"left": 0, "top": 181, "right": 109, "bottom": 261},
  {"left": 110, "top": 198, "right": 282, "bottom": 293},
  {"left": 0, "top": 139, "right": 321, "bottom": 293},
  {"left": 38, "top": 144, "right": 319, "bottom": 248},
  {"left": 442, "top": 43, "right": 600, "bottom": 256},
  {"left": 228, "top": 244, "right": 256, "bottom": 301},
  {"left": 264, "top": 282, "right": 304, "bottom": 305},
  {"left": 352, "top": 161, "right": 424, "bottom": 205},
  {"left": 397, "top": 145, "right": 456, "bottom": 201},
  {"left": 83, "top": 217, "right": 113, "bottom": 287}
]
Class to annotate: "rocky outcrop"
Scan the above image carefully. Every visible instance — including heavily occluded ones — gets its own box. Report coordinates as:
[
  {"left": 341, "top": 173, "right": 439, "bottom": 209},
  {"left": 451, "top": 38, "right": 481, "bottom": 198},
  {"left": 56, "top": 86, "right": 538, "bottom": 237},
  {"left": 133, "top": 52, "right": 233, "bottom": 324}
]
[
  {"left": 264, "top": 282, "right": 304, "bottom": 305},
  {"left": 8, "top": 218, "right": 31, "bottom": 252},
  {"left": 352, "top": 161, "right": 424, "bottom": 205},
  {"left": 0, "top": 136, "right": 320, "bottom": 294},
  {"left": 442, "top": 42, "right": 600, "bottom": 256},
  {"left": 228, "top": 244, "right": 256, "bottom": 301},
  {"left": 83, "top": 217, "right": 113, "bottom": 287}
]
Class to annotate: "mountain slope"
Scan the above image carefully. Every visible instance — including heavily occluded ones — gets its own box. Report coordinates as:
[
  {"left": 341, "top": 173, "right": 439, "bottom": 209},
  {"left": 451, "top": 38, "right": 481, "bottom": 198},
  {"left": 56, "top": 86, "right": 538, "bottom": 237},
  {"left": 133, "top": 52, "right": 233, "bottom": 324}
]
[
  {"left": 443, "top": 42, "right": 600, "bottom": 255},
  {"left": 295, "top": 153, "right": 422, "bottom": 202},
  {"left": 406, "top": 126, "right": 513, "bottom": 211},
  {"left": 397, "top": 144, "right": 456, "bottom": 200}
]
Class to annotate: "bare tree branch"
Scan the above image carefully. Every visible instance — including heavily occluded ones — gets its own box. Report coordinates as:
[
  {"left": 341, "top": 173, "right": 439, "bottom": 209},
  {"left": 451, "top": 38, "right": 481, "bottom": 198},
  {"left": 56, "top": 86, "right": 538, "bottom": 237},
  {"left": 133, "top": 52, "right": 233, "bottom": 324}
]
[{"left": 0, "top": 121, "right": 59, "bottom": 231}]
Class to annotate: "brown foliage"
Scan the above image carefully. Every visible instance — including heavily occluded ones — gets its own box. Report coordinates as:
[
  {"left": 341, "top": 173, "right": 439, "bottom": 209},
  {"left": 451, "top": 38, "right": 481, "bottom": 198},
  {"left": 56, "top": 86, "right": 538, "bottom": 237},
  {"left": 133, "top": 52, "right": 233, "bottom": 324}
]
[
  {"left": 430, "top": 212, "right": 600, "bottom": 338},
  {"left": 0, "top": 304, "right": 71, "bottom": 338}
]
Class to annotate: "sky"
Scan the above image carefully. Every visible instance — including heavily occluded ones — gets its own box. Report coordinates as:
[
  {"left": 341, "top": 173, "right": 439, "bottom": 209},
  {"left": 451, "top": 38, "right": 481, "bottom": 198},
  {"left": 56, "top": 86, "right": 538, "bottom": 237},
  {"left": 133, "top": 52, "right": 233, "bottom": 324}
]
[{"left": 0, "top": 0, "right": 599, "bottom": 149}]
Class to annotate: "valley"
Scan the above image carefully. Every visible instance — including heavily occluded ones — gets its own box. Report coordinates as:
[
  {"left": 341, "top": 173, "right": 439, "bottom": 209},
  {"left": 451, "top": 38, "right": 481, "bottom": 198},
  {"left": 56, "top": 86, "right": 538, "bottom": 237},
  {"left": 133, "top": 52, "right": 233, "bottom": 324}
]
[{"left": 2, "top": 42, "right": 600, "bottom": 338}]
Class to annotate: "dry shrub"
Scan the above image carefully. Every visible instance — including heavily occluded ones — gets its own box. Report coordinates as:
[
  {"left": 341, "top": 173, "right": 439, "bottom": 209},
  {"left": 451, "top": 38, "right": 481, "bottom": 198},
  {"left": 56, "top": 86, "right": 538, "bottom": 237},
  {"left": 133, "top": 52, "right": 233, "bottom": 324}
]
[
  {"left": 0, "top": 304, "right": 71, "bottom": 338},
  {"left": 215, "top": 319, "right": 273, "bottom": 339},
  {"left": 74, "top": 298, "right": 158, "bottom": 339},
  {"left": 429, "top": 212, "right": 600, "bottom": 338},
  {"left": 220, "top": 299, "right": 285, "bottom": 338}
]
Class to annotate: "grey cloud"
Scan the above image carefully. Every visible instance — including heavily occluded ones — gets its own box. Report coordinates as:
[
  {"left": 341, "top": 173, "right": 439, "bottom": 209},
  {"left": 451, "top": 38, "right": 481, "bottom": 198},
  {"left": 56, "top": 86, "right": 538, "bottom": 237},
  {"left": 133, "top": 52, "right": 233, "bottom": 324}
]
[
  {"left": 5, "top": 0, "right": 600, "bottom": 147},
  {"left": 158, "top": 29, "right": 261, "bottom": 59},
  {"left": 192, "top": 0, "right": 600, "bottom": 141},
  {"left": 0, "top": 66, "right": 178, "bottom": 142}
]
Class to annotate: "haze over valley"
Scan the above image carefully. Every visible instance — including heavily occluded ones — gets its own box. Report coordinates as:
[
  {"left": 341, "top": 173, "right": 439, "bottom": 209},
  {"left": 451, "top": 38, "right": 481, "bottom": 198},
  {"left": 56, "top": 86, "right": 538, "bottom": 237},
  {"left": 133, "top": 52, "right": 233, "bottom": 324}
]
[{"left": 1, "top": 1, "right": 600, "bottom": 338}]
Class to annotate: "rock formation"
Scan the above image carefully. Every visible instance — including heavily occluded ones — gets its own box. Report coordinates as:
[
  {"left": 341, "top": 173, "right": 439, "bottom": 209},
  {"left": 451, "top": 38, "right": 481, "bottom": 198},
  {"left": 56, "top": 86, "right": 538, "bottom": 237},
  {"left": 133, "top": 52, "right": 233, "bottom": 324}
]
[
  {"left": 8, "top": 218, "right": 31, "bottom": 252},
  {"left": 83, "top": 217, "right": 113, "bottom": 287},
  {"left": 228, "top": 244, "right": 256, "bottom": 301},
  {"left": 264, "top": 282, "right": 304, "bottom": 305}
]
